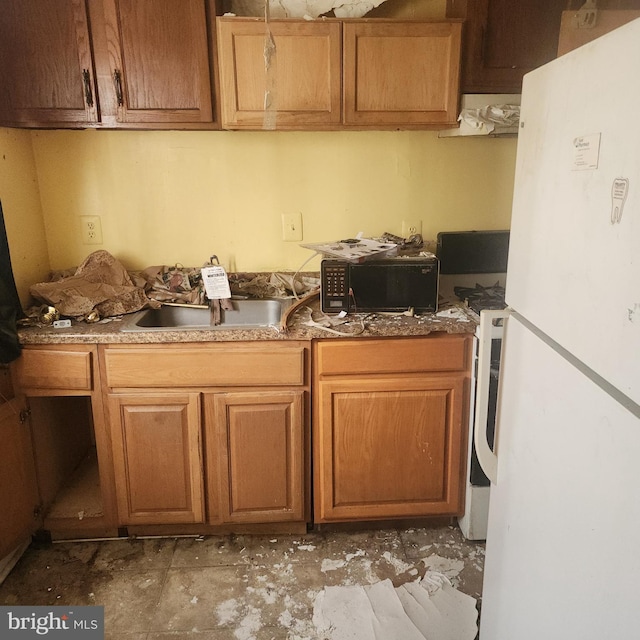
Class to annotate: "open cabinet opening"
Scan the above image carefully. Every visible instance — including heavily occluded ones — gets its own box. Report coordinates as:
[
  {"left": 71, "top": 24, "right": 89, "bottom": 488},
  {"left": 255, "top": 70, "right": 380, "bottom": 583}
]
[{"left": 28, "top": 397, "right": 104, "bottom": 537}]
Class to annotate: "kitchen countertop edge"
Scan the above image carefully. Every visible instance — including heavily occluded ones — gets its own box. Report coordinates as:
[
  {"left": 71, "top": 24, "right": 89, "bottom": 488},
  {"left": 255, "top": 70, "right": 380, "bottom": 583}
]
[{"left": 17, "top": 303, "right": 479, "bottom": 345}]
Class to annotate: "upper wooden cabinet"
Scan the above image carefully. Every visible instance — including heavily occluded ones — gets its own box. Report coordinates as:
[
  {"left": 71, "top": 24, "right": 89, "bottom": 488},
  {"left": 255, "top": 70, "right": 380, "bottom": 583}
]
[
  {"left": 94, "top": 0, "right": 216, "bottom": 126},
  {"left": 217, "top": 17, "right": 462, "bottom": 130},
  {"left": 343, "top": 21, "right": 462, "bottom": 127},
  {"left": 0, "top": 0, "right": 219, "bottom": 129},
  {"left": 217, "top": 18, "right": 342, "bottom": 129},
  {"left": 0, "top": 0, "right": 98, "bottom": 126},
  {"left": 447, "top": 0, "right": 567, "bottom": 93}
]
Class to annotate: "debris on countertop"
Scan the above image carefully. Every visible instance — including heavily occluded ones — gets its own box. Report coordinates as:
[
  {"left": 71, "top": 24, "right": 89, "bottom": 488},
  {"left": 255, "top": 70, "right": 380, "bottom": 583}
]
[
  {"left": 23, "top": 255, "right": 321, "bottom": 330},
  {"left": 227, "top": 271, "right": 320, "bottom": 299},
  {"left": 28, "top": 250, "right": 154, "bottom": 321},
  {"left": 286, "top": 299, "right": 477, "bottom": 339},
  {"left": 18, "top": 264, "right": 477, "bottom": 344}
]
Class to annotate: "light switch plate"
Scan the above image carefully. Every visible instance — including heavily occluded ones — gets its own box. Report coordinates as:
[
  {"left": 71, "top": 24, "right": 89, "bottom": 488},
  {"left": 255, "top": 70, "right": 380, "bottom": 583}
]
[{"left": 282, "top": 212, "right": 303, "bottom": 242}]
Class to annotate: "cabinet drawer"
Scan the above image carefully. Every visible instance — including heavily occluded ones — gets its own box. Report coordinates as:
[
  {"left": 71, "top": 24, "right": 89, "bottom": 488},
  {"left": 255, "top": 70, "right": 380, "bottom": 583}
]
[
  {"left": 13, "top": 347, "right": 93, "bottom": 391},
  {"left": 104, "top": 344, "right": 307, "bottom": 388},
  {"left": 315, "top": 335, "right": 471, "bottom": 376}
]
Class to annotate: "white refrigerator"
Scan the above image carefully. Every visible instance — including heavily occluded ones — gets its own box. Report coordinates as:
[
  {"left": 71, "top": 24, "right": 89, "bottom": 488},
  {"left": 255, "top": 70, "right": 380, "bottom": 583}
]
[{"left": 475, "top": 18, "right": 640, "bottom": 640}]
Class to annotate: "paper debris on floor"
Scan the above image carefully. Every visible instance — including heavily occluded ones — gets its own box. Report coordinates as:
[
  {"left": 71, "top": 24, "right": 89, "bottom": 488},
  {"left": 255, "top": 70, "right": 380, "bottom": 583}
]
[{"left": 313, "top": 571, "right": 478, "bottom": 640}]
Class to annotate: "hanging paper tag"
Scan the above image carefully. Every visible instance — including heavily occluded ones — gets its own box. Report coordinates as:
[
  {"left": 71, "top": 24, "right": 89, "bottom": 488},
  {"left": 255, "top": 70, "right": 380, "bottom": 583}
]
[{"left": 201, "top": 265, "right": 231, "bottom": 299}]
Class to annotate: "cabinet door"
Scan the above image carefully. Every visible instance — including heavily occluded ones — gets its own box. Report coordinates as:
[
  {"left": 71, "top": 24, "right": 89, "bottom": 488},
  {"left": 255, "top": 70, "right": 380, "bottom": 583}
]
[
  {"left": 449, "top": 0, "right": 566, "bottom": 93},
  {"left": 343, "top": 21, "right": 462, "bottom": 127},
  {"left": 100, "top": 0, "right": 214, "bottom": 124},
  {"left": 0, "top": 399, "right": 40, "bottom": 558},
  {"left": 314, "top": 375, "right": 467, "bottom": 522},
  {"left": 0, "top": 0, "right": 98, "bottom": 126},
  {"left": 109, "top": 393, "right": 204, "bottom": 525},
  {"left": 205, "top": 391, "right": 306, "bottom": 524},
  {"left": 217, "top": 18, "right": 342, "bottom": 129}
]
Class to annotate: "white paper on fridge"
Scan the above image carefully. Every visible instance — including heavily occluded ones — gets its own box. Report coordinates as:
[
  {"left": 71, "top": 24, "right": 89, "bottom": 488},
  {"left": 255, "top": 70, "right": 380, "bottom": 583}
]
[
  {"left": 571, "top": 132, "right": 601, "bottom": 170},
  {"left": 201, "top": 265, "right": 232, "bottom": 299}
]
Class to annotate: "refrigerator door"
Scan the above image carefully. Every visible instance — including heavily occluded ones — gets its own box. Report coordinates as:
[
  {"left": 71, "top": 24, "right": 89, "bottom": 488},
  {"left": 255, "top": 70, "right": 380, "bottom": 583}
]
[
  {"left": 506, "top": 18, "right": 640, "bottom": 405},
  {"left": 480, "top": 315, "right": 640, "bottom": 640}
]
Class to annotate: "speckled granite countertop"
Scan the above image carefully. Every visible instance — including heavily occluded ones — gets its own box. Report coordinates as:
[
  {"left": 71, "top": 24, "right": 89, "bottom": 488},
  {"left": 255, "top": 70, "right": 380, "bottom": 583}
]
[{"left": 17, "top": 299, "right": 479, "bottom": 345}]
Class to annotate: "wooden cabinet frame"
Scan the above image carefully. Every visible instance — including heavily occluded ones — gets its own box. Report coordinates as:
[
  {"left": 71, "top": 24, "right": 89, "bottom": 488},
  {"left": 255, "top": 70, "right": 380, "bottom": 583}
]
[
  {"left": 10, "top": 345, "right": 118, "bottom": 540},
  {"left": 0, "top": 397, "right": 40, "bottom": 558},
  {"left": 0, "top": 0, "right": 99, "bottom": 126},
  {"left": 217, "top": 17, "right": 462, "bottom": 130},
  {"left": 217, "top": 18, "right": 342, "bottom": 129},
  {"left": 313, "top": 335, "right": 472, "bottom": 523},
  {"left": 108, "top": 393, "right": 204, "bottom": 525},
  {"left": 101, "top": 341, "right": 310, "bottom": 531},
  {"left": 0, "top": 0, "right": 221, "bottom": 129},
  {"left": 343, "top": 21, "right": 462, "bottom": 126},
  {"left": 205, "top": 390, "right": 305, "bottom": 524}
]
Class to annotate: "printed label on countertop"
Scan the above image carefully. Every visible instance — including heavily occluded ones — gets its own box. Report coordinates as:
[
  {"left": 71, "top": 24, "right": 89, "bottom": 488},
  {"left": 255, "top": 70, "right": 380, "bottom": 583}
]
[
  {"left": 572, "top": 133, "right": 601, "bottom": 170},
  {"left": 201, "top": 266, "right": 231, "bottom": 299}
]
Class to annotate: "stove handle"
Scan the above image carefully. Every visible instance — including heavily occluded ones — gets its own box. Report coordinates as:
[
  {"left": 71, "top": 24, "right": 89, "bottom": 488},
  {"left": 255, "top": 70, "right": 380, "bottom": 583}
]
[{"left": 474, "top": 309, "right": 509, "bottom": 484}]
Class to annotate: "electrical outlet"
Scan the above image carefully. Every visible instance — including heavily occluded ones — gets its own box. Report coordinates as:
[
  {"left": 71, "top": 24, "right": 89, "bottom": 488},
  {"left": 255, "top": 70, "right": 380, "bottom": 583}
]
[
  {"left": 282, "top": 212, "right": 303, "bottom": 242},
  {"left": 80, "top": 215, "right": 103, "bottom": 244},
  {"left": 402, "top": 219, "right": 422, "bottom": 238}
]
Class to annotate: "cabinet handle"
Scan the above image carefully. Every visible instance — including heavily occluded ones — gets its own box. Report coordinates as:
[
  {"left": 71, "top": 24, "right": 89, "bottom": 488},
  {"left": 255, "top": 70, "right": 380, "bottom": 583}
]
[
  {"left": 113, "top": 69, "right": 124, "bottom": 106},
  {"left": 82, "top": 69, "right": 94, "bottom": 107}
]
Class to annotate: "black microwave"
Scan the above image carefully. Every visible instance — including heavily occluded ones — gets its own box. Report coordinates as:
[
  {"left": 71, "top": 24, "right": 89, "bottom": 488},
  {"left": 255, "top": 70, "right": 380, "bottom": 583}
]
[{"left": 321, "top": 256, "right": 439, "bottom": 314}]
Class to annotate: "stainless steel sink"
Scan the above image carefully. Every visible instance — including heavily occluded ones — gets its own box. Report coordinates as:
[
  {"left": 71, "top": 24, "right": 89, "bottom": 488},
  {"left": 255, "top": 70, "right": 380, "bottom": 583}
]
[{"left": 120, "top": 298, "right": 293, "bottom": 332}]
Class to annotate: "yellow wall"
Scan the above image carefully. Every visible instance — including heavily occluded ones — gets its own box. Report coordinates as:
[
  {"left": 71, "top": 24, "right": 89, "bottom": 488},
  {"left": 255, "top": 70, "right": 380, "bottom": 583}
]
[
  {"left": 31, "top": 129, "right": 516, "bottom": 273},
  {"left": 0, "top": 128, "right": 50, "bottom": 307}
]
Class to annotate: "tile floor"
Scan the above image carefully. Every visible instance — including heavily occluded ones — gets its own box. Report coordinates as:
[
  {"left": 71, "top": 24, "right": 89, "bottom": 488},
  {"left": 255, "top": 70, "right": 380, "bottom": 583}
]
[{"left": 0, "top": 525, "right": 485, "bottom": 639}]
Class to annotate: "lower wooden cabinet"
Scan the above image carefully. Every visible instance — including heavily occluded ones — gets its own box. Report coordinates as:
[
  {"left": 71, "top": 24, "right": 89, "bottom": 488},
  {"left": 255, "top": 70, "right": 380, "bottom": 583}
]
[
  {"left": 204, "top": 391, "right": 306, "bottom": 524},
  {"left": 313, "top": 336, "right": 472, "bottom": 523},
  {"left": 0, "top": 397, "right": 40, "bottom": 558},
  {"left": 103, "top": 341, "right": 310, "bottom": 529},
  {"left": 108, "top": 393, "right": 205, "bottom": 525}
]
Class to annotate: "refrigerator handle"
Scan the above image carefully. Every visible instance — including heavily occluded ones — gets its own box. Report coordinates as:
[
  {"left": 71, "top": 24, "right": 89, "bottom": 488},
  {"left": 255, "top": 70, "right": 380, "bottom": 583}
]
[{"left": 474, "top": 309, "right": 510, "bottom": 483}]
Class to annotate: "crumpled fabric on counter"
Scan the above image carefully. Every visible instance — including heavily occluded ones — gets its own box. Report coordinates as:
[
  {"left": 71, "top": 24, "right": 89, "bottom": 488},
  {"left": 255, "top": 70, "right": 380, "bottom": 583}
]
[{"left": 30, "top": 250, "right": 154, "bottom": 320}]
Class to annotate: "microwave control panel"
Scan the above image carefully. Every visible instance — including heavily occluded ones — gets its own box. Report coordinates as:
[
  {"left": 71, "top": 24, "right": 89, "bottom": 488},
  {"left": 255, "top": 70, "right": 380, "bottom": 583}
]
[{"left": 321, "top": 262, "right": 350, "bottom": 312}]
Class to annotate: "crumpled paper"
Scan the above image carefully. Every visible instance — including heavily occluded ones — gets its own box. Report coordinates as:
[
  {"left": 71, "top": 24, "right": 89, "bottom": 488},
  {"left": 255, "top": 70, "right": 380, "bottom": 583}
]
[
  {"left": 30, "top": 250, "right": 153, "bottom": 319},
  {"left": 228, "top": 0, "right": 387, "bottom": 18},
  {"left": 130, "top": 265, "right": 207, "bottom": 306},
  {"left": 228, "top": 271, "right": 320, "bottom": 298},
  {"left": 458, "top": 104, "right": 520, "bottom": 134}
]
